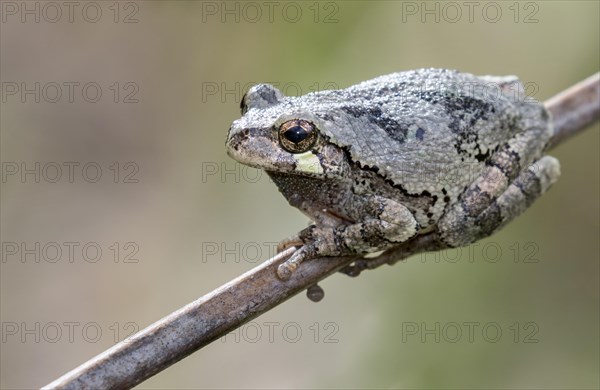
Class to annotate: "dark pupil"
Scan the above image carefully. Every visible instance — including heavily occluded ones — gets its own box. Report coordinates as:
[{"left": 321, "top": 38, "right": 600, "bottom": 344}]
[{"left": 283, "top": 125, "right": 308, "bottom": 144}]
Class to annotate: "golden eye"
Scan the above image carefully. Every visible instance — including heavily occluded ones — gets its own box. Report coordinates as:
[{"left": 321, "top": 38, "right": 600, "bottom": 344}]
[{"left": 278, "top": 119, "right": 318, "bottom": 153}]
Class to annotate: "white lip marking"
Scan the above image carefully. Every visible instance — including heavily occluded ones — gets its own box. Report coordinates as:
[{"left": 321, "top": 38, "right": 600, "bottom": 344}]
[{"left": 294, "top": 152, "right": 323, "bottom": 174}]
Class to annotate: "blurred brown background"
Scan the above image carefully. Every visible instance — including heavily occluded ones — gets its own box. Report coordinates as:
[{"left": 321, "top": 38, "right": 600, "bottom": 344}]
[{"left": 1, "top": 1, "right": 598, "bottom": 388}]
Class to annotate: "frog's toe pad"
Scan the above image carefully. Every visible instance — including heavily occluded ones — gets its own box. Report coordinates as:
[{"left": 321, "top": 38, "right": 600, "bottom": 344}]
[{"left": 277, "top": 261, "right": 298, "bottom": 280}]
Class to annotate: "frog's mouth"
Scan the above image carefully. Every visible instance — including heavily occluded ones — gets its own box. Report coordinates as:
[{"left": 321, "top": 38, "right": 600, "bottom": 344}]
[
  {"left": 227, "top": 126, "right": 328, "bottom": 178},
  {"left": 226, "top": 127, "right": 288, "bottom": 170}
]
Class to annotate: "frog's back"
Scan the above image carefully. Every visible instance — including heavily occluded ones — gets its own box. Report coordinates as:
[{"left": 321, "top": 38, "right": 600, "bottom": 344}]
[{"left": 312, "top": 68, "right": 551, "bottom": 197}]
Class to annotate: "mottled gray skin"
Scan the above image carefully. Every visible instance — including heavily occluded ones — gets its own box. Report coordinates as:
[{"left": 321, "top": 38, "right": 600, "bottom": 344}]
[{"left": 226, "top": 68, "right": 560, "bottom": 279}]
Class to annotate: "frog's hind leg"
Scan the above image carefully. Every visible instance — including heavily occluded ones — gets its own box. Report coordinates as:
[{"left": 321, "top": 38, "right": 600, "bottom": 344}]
[
  {"left": 339, "top": 156, "right": 559, "bottom": 277},
  {"left": 474, "top": 156, "right": 560, "bottom": 236},
  {"left": 439, "top": 155, "right": 560, "bottom": 247}
]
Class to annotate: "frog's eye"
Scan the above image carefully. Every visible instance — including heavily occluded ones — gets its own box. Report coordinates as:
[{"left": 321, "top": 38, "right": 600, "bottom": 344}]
[{"left": 278, "top": 119, "right": 318, "bottom": 153}]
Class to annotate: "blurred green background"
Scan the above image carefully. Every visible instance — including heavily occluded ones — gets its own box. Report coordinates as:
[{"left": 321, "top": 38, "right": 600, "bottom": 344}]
[{"left": 1, "top": 1, "right": 598, "bottom": 388}]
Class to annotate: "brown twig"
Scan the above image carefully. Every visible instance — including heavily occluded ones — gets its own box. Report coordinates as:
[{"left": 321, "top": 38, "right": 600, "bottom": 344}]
[
  {"left": 43, "top": 73, "right": 600, "bottom": 390},
  {"left": 546, "top": 72, "right": 599, "bottom": 148}
]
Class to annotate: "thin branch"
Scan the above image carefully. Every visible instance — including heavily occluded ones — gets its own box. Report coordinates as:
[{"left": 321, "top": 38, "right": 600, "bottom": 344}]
[
  {"left": 43, "top": 247, "right": 359, "bottom": 390},
  {"left": 546, "top": 72, "right": 600, "bottom": 148},
  {"left": 43, "top": 73, "right": 600, "bottom": 390}
]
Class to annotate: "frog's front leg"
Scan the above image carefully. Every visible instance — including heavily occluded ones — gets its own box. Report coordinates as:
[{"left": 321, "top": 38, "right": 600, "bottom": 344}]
[
  {"left": 277, "top": 196, "right": 419, "bottom": 280},
  {"left": 439, "top": 155, "right": 560, "bottom": 247}
]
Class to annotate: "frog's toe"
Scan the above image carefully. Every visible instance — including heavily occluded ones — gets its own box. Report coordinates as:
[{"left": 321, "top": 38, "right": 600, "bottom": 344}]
[
  {"left": 277, "top": 261, "right": 297, "bottom": 280},
  {"left": 277, "top": 249, "right": 305, "bottom": 280},
  {"left": 276, "top": 244, "right": 322, "bottom": 280}
]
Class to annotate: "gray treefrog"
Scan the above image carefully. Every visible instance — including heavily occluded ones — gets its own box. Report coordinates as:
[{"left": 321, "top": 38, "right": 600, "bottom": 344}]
[{"left": 226, "top": 68, "right": 560, "bottom": 280}]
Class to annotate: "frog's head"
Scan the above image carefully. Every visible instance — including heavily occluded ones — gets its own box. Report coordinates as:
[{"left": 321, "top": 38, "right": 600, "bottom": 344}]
[{"left": 226, "top": 84, "right": 348, "bottom": 179}]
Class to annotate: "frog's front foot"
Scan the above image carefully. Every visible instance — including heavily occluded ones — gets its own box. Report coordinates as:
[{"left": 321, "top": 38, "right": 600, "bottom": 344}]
[
  {"left": 276, "top": 241, "right": 327, "bottom": 301},
  {"left": 276, "top": 235, "right": 307, "bottom": 279},
  {"left": 276, "top": 225, "right": 336, "bottom": 280},
  {"left": 277, "top": 244, "right": 318, "bottom": 280}
]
